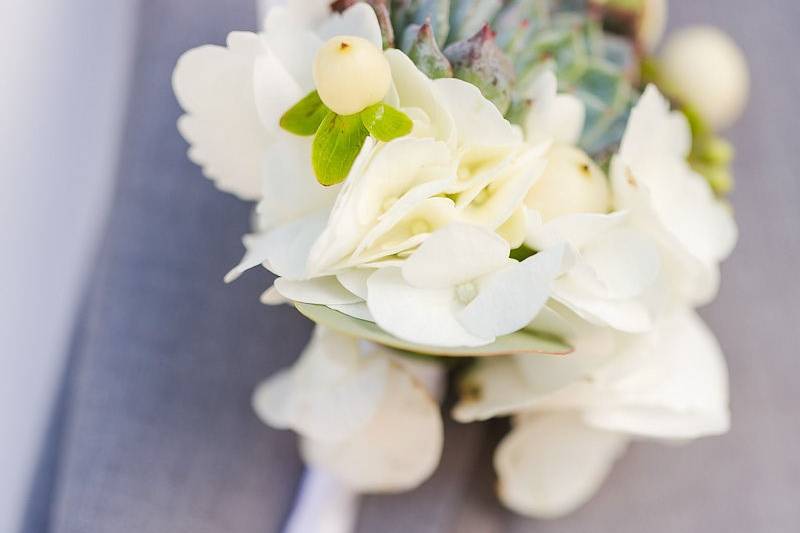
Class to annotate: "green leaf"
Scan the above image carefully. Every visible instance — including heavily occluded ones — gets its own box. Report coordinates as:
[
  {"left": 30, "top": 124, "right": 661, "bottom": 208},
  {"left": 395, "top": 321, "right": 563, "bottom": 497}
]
[
  {"left": 360, "top": 103, "right": 414, "bottom": 142},
  {"left": 294, "top": 302, "right": 573, "bottom": 358},
  {"left": 280, "top": 90, "right": 329, "bottom": 136},
  {"left": 312, "top": 111, "right": 369, "bottom": 186}
]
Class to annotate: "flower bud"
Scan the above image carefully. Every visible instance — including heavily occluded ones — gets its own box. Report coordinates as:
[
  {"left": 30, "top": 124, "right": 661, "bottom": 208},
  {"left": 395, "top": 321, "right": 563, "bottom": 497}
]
[
  {"left": 660, "top": 26, "right": 749, "bottom": 130},
  {"left": 525, "top": 144, "right": 610, "bottom": 222},
  {"left": 313, "top": 35, "right": 392, "bottom": 116}
]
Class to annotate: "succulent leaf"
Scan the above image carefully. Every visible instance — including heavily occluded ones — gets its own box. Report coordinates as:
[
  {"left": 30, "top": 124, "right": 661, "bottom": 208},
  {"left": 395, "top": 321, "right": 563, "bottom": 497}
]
[
  {"left": 448, "top": 0, "right": 503, "bottom": 43},
  {"left": 392, "top": 0, "right": 451, "bottom": 47},
  {"left": 444, "top": 24, "right": 515, "bottom": 114},
  {"left": 404, "top": 22, "right": 454, "bottom": 78}
]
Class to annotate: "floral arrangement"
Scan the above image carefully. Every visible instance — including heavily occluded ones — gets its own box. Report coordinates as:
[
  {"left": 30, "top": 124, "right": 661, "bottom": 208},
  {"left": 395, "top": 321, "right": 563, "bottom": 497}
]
[{"left": 173, "top": 0, "right": 748, "bottom": 523}]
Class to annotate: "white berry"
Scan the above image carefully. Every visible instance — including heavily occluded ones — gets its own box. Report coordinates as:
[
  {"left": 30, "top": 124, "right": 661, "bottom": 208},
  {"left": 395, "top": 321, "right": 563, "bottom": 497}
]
[
  {"left": 660, "top": 26, "right": 750, "bottom": 130},
  {"left": 313, "top": 35, "right": 392, "bottom": 116},
  {"left": 526, "top": 144, "right": 610, "bottom": 222}
]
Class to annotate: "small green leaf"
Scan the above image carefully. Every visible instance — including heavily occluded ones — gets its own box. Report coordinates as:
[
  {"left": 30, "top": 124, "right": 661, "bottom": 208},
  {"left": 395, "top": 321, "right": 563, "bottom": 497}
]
[
  {"left": 280, "top": 90, "right": 329, "bottom": 136},
  {"left": 360, "top": 103, "right": 413, "bottom": 142},
  {"left": 312, "top": 111, "right": 369, "bottom": 186}
]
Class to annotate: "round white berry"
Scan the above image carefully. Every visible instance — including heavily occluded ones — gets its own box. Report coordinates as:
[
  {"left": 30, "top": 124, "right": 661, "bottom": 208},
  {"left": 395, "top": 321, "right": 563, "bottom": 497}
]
[
  {"left": 660, "top": 26, "right": 750, "bottom": 130},
  {"left": 313, "top": 35, "right": 392, "bottom": 116},
  {"left": 525, "top": 144, "right": 610, "bottom": 222}
]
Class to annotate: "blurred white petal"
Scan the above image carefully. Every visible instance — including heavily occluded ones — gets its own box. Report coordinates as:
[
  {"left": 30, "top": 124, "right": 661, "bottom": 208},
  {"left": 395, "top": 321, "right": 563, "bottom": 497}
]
[
  {"left": 252, "top": 327, "right": 388, "bottom": 442},
  {"left": 301, "top": 355, "right": 444, "bottom": 492},
  {"left": 495, "top": 412, "right": 628, "bottom": 519}
]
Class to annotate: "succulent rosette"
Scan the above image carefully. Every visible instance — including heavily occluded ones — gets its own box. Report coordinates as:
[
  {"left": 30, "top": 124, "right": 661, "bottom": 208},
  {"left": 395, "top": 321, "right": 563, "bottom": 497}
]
[{"left": 173, "top": 0, "right": 746, "bottom": 521}]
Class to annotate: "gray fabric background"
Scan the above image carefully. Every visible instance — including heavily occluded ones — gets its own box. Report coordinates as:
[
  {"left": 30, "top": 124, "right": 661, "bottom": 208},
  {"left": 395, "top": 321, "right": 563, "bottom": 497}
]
[{"left": 42, "top": 1, "right": 800, "bottom": 532}]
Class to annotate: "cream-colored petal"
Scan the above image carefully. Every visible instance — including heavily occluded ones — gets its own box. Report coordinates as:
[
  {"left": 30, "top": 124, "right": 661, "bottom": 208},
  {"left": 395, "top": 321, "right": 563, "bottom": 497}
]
[
  {"left": 457, "top": 246, "right": 563, "bottom": 339},
  {"left": 584, "top": 310, "right": 730, "bottom": 439},
  {"left": 317, "top": 3, "right": 382, "bottom": 50},
  {"left": 173, "top": 34, "right": 271, "bottom": 200},
  {"left": 367, "top": 267, "right": 491, "bottom": 347},
  {"left": 524, "top": 71, "right": 586, "bottom": 145},
  {"left": 252, "top": 327, "right": 388, "bottom": 442},
  {"left": 225, "top": 210, "right": 329, "bottom": 283},
  {"left": 274, "top": 277, "right": 363, "bottom": 305},
  {"left": 433, "top": 77, "right": 520, "bottom": 148},
  {"left": 257, "top": 133, "right": 341, "bottom": 230},
  {"left": 402, "top": 224, "right": 510, "bottom": 289},
  {"left": 495, "top": 412, "right": 628, "bottom": 519},
  {"left": 308, "top": 137, "right": 451, "bottom": 274},
  {"left": 301, "top": 359, "right": 444, "bottom": 493},
  {"left": 385, "top": 49, "right": 455, "bottom": 146}
]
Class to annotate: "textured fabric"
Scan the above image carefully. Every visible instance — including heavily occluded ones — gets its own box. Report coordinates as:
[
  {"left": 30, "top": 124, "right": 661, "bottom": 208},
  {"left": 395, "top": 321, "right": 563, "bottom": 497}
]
[
  {"left": 47, "top": 2, "right": 306, "bottom": 532},
  {"left": 46, "top": 1, "right": 800, "bottom": 533}
]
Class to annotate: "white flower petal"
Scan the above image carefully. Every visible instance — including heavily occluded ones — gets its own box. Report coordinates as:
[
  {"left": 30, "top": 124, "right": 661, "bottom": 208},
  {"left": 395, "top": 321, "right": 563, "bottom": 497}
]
[
  {"left": 385, "top": 49, "right": 455, "bottom": 145},
  {"left": 402, "top": 224, "right": 510, "bottom": 289},
  {"left": 526, "top": 211, "right": 628, "bottom": 251},
  {"left": 252, "top": 46, "right": 304, "bottom": 134},
  {"left": 317, "top": 3, "right": 382, "bottom": 50},
  {"left": 584, "top": 310, "right": 730, "bottom": 439},
  {"left": 263, "top": 7, "right": 323, "bottom": 91},
  {"left": 433, "top": 77, "right": 520, "bottom": 148},
  {"left": 612, "top": 85, "right": 737, "bottom": 306},
  {"left": 524, "top": 71, "right": 586, "bottom": 145},
  {"left": 252, "top": 327, "right": 388, "bottom": 442},
  {"left": 336, "top": 269, "right": 372, "bottom": 300},
  {"left": 552, "top": 283, "right": 654, "bottom": 333},
  {"left": 329, "top": 302, "right": 374, "bottom": 321},
  {"left": 353, "top": 188, "right": 456, "bottom": 262},
  {"left": 173, "top": 34, "right": 270, "bottom": 200},
  {"left": 580, "top": 227, "right": 661, "bottom": 300},
  {"left": 367, "top": 268, "right": 491, "bottom": 347},
  {"left": 225, "top": 210, "right": 329, "bottom": 283},
  {"left": 308, "top": 137, "right": 450, "bottom": 274},
  {"left": 260, "top": 285, "right": 288, "bottom": 305},
  {"left": 496, "top": 207, "right": 528, "bottom": 249},
  {"left": 495, "top": 412, "right": 628, "bottom": 519},
  {"left": 453, "top": 307, "right": 622, "bottom": 422},
  {"left": 301, "top": 359, "right": 443, "bottom": 492},
  {"left": 459, "top": 148, "right": 548, "bottom": 231},
  {"left": 457, "top": 246, "right": 564, "bottom": 339},
  {"left": 257, "top": 134, "right": 340, "bottom": 230},
  {"left": 274, "top": 277, "right": 362, "bottom": 305}
]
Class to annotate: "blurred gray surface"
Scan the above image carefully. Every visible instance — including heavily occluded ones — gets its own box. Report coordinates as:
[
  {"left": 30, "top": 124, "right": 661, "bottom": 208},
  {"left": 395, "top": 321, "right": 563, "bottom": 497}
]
[
  {"left": 0, "top": 2, "right": 136, "bottom": 532},
  {"left": 46, "top": 1, "right": 800, "bottom": 532}
]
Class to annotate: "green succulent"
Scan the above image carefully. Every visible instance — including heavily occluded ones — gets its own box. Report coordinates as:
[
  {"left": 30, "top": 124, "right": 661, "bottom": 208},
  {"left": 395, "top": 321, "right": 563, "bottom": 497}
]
[{"left": 334, "top": 0, "right": 640, "bottom": 158}]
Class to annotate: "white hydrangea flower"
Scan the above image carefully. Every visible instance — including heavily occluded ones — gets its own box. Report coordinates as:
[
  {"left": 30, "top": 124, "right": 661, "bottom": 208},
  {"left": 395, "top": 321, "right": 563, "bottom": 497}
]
[
  {"left": 366, "top": 224, "right": 564, "bottom": 347},
  {"left": 526, "top": 211, "right": 662, "bottom": 333},
  {"left": 456, "top": 309, "right": 729, "bottom": 518},
  {"left": 610, "top": 85, "right": 738, "bottom": 307},
  {"left": 253, "top": 327, "right": 444, "bottom": 493}
]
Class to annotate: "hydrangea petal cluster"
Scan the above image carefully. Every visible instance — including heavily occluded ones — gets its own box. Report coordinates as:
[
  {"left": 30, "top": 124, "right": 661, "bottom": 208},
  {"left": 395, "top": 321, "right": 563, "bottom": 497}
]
[{"left": 173, "top": 0, "right": 739, "bottom": 519}]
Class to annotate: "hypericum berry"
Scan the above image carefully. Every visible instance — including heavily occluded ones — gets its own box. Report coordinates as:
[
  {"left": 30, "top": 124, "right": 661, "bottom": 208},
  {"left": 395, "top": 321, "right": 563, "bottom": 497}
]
[
  {"left": 313, "top": 35, "right": 392, "bottom": 116},
  {"left": 660, "top": 26, "right": 750, "bottom": 130},
  {"left": 525, "top": 144, "right": 610, "bottom": 222}
]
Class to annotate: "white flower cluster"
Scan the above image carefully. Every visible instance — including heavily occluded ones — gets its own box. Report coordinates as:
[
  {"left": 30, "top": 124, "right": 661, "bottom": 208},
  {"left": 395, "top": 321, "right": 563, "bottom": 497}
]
[{"left": 173, "top": 0, "right": 737, "bottom": 519}]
